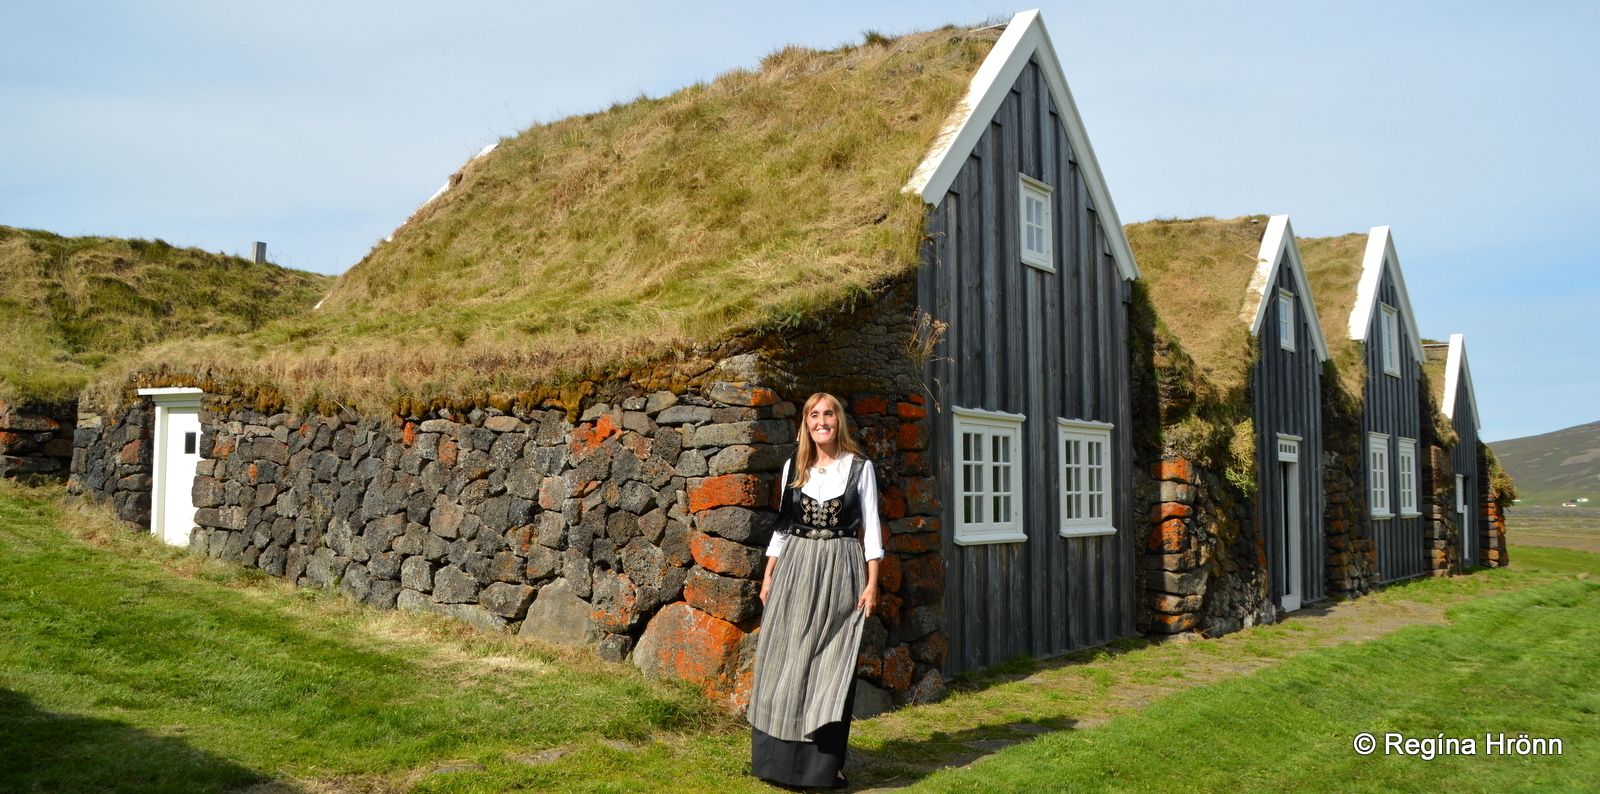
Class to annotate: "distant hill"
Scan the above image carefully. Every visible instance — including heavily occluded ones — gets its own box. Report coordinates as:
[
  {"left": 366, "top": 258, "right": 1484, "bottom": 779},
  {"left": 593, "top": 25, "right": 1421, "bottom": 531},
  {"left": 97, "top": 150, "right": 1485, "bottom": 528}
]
[
  {"left": 1491, "top": 421, "right": 1600, "bottom": 506},
  {"left": 0, "top": 226, "right": 332, "bottom": 405}
]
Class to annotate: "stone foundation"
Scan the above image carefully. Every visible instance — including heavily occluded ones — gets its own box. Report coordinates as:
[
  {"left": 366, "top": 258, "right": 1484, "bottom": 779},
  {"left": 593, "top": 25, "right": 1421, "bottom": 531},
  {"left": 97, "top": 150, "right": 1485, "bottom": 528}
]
[
  {"left": 1323, "top": 449, "right": 1378, "bottom": 598},
  {"left": 69, "top": 383, "right": 944, "bottom": 713},
  {"left": 1479, "top": 497, "right": 1509, "bottom": 568},
  {"left": 0, "top": 401, "right": 76, "bottom": 481}
]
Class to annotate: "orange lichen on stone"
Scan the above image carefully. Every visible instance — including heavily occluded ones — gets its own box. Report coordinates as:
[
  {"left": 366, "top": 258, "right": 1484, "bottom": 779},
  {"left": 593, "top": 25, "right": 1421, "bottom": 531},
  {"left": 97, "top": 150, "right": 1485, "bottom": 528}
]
[
  {"left": 1148, "top": 519, "right": 1188, "bottom": 553},
  {"left": 687, "top": 474, "right": 767, "bottom": 512},
  {"left": 878, "top": 553, "right": 903, "bottom": 591},
  {"left": 1152, "top": 458, "right": 1193, "bottom": 483},
  {"left": 852, "top": 396, "right": 887, "bottom": 415},
  {"left": 896, "top": 401, "right": 927, "bottom": 420},
  {"left": 881, "top": 486, "right": 907, "bottom": 520},
  {"left": 571, "top": 413, "right": 621, "bottom": 457},
  {"left": 895, "top": 422, "right": 929, "bottom": 450},
  {"left": 1152, "top": 502, "right": 1192, "bottom": 523},
  {"left": 402, "top": 421, "right": 418, "bottom": 446}
]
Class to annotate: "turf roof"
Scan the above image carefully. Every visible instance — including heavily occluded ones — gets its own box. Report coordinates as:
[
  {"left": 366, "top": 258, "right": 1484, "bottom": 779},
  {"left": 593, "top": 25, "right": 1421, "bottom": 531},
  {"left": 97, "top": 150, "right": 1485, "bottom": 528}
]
[
  {"left": 137, "top": 26, "right": 1004, "bottom": 411},
  {"left": 1297, "top": 231, "right": 1370, "bottom": 398},
  {"left": 0, "top": 226, "right": 330, "bottom": 406},
  {"left": 1422, "top": 342, "right": 1450, "bottom": 408},
  {"left": 1123, "top": 216, "right": 1271, "bottom": 395}
]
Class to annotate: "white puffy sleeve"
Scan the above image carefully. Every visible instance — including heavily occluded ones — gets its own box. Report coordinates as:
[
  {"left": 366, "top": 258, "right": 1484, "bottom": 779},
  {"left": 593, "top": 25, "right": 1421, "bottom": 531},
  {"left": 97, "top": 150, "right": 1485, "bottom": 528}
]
[
  {"left": 859, "top": 459, "right": 884, "bottom": 561},
  {"left": 765, "top": 459, "right": 790, "bottom": 558}
]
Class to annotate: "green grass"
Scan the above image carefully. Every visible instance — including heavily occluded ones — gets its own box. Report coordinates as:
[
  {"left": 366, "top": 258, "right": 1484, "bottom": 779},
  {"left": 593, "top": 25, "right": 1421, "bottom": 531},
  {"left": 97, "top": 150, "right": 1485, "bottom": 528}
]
[
  {"left": 0, "top": 484, "right": 761, "bottom": 794},
  {"left": 0, "top": 226, "right": 330, "bottom": 404},
  {"left": 6, "top": 473, "right": 1596, "bottom": 793},
  {"left": 901, "top": 546, "right": 1600, "bottom": 793}
]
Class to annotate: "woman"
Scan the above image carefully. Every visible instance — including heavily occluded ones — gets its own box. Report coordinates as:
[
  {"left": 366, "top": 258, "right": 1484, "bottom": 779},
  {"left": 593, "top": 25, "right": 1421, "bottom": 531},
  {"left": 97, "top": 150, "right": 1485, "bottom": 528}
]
[{"left": 748, "top": 392, "right": 883, "bottom": 789}]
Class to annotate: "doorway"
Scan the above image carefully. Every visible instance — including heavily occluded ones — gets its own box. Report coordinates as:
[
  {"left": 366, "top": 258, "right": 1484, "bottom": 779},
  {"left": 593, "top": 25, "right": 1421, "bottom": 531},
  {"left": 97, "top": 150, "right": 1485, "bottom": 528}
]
[
  {"left": 140, "top": 387, "right": 205, "bottom": 546},
  {"left": 1277, "top": 435, "right": 1303, "bottom": 612}
]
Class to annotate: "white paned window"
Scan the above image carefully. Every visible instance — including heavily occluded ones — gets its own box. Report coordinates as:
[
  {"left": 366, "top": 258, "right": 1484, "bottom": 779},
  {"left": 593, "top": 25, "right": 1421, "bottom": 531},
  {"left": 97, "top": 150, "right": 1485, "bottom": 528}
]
[
  {"left": 1059, "top": 419, "right": 1115, "bottom": 536},
  {"left": 1397, "top": 438, "right": 1419, "bottom": 516},
  {"left": 1278, "top": 290, "right": 1296, "bottom": 352},
  {"left": 1381, "top": 304, "right": 1400, "bottom": 376},
  {"left": 953, "top": 407, "right": 1027, "bottom": 545},
  {"left": 1455, "top": 474, "right": 1467, "bottom": 515},
  {"left": 1019, "top": 176, "right": 1053, "bottom": 271},
  {"left": 1368, "top": 432, "right": 1392, "bottom": 518},
  {"left": 1277, "top": 434, "right": 1301, "bottom": 463}
]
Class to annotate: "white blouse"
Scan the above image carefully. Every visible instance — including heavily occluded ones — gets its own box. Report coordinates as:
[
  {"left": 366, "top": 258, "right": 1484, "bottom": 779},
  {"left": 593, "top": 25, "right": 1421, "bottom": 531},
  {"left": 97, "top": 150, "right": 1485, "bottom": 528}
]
[{"left": 764, "top": 453, "right": 884, "bottom": 561}]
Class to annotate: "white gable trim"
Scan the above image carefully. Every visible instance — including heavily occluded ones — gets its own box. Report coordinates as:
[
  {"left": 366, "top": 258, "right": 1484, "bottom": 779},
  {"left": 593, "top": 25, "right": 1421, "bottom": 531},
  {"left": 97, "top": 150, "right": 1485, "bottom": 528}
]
[
  {"left": 1348, "top": 226, "right": 1424, "bottom": 364},
  {"left": 1442, "top": 333, "right": 1480, "bottom": 427},
  {"left": 903, "top": 9, "right": 1139, "bottom": 281},
  {"left": 1241, "top": 215, "right": 1329, "bottom": 361}
]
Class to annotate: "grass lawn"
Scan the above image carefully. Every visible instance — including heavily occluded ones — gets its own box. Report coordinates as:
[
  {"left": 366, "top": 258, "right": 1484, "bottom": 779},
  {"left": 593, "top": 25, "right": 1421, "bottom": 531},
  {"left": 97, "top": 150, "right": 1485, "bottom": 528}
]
[
  {"left": 5, "top": 477, "right": 1599, "bottom": 794},
  {"left": 900, "top": 546, "right": 1600, "bottom": 793},
  {"left": 0, "top": 483, "right": 764, "bottom": 794}
]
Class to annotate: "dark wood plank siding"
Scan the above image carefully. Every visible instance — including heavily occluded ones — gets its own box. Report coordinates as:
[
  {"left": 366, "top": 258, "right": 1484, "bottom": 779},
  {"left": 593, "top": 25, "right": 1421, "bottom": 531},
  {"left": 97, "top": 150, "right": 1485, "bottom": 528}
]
[
  {"left": 1250, "top": 262, "right": 1326, "bottom": 606},
  {"left": 1451, "top": 382, "right": 1481, "bottom": 565},
  {"left": 920, "top": 58, "right": 1135, "bottom": 676},
  {"left": 1361, "top": 264, "right": 1425, "bottom": 583}
]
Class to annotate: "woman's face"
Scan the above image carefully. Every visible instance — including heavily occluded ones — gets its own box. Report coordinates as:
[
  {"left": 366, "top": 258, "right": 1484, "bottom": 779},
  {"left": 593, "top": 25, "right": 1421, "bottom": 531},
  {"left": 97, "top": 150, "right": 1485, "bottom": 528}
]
[{"left": 806, "top": 401, "right": 839, "bottom": 449}]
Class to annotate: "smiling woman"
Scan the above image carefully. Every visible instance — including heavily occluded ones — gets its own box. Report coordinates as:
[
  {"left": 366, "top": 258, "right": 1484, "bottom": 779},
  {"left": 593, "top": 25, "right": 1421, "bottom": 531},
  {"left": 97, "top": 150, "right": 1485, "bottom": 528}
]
[{"left": 749, "top": 392, "right": 883, "bottom": 789}]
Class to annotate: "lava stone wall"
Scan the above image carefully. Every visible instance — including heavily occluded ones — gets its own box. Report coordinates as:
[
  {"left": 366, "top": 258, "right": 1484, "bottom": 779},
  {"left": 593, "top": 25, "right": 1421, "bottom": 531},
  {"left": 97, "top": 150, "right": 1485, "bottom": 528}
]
[
  {"left": 0, "top": 401, "right": 76, "bottom": 481},
  {"left": 69, "top": 379, "right": 944, "bottom": 714}
]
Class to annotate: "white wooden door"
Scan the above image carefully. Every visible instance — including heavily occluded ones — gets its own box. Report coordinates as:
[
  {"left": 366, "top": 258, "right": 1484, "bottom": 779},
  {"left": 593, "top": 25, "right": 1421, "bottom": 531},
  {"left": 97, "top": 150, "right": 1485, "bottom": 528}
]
[
  {"left": 1280, "top": 459, "right": 1303, "bottom": 613},
  {"left": 158, "top": 407, "right": 202, "bottom": 546}
]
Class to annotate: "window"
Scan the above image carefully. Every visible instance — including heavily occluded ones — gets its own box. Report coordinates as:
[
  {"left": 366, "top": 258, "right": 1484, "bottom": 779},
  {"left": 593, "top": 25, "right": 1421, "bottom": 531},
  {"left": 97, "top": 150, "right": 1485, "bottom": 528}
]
[
  {"left": 1277, "top": 434, "right": 1301, "bottom": 464},
  {"left": 1381, "top": 304, "right": 1400, "bottom": 376},
  {"left": 1368, "top": 433, "right": 1392, "bottom": 518},
  {"left": 183, "top": 432, "right": 197, "bottom": 455},
  {"left": 1455, "top": 474, "right": 1467, "bottom": 515},
  {"left": 1278, "top": 290, "right": 1296, "bottom": 352},
  {"left": 953, "top": 407, "right": 1027, "bottom": 545},
  {"left": 1059, "top": 419, "right": 1115, "bottom": 536},
  {"left": 1019, "top": 175, "right": 1053, "bottom": 271},
  {"left": 1397, "top": 438, "right": 1419, "bottom": 516}
]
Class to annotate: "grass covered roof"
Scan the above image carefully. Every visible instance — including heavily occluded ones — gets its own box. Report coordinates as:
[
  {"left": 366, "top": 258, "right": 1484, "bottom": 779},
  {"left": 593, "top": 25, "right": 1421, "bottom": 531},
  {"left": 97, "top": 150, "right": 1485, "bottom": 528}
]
[
  {"left": 0, "top": 226, "right": 330, "bottom": 405},
  {"left": 1297, "top": 232, "right": 1370, "bottom": 397},
  {"left": 1124, "top": 216, "right": 1270, "bottom": 395},
  {"left": 137, "top": 26, "right": 1003, "bottom": 411}
]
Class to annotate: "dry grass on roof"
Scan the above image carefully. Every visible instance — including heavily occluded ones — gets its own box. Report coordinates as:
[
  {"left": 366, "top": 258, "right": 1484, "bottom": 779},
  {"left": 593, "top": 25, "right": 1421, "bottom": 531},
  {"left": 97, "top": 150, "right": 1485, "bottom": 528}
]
[
  {"left": 1297, "top": 232, "right": 1369, "bottom": 398},
  {"left": 138, "top": 26, "right": 1002, "bottom": 411},
  {"left": 0, "top": 226, "right": 329, "bottom": 405},
  {"left": 1123, "top": 216, "right": 1270, "bottom": 396},
  {"left": 1422, "top": 342, "right": 1449, "bottom": 407}
]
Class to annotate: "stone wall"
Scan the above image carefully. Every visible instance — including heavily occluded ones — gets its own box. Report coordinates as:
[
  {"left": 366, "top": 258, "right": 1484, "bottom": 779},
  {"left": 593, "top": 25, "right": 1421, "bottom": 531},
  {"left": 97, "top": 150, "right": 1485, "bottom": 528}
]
[
  {"left": 1323, "top": 448, "right": 1378, "bottom": 598},
  {"left": 1421, "top": 445, "right": 1460, "bottom": 577},
  {"left": 68, "top": 382, "right": 943, "bottom": 714},
  {"left": 1134, "top": 453, "right": 1272, "bottom": 639},
  {"left": 1479, "top": 496, "right": 1510, "bottom": 569},
  {"left": 0, "top": 400, "right": 76, "bottom": 482},
  {"left": 67, "top": 401, "right": 154, "bottom": 525}
]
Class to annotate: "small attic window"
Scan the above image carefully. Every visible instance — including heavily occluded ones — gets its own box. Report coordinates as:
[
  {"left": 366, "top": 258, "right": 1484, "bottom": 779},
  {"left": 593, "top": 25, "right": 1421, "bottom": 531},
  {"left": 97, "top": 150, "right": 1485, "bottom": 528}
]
[
  {"left": 1381, "top": 304, "right": 1400, "bottom": 376},
  {"left": 1020, "top": 175, "right": 1053, "bottom": 271},
  {"left": 1278, "top": 290, "right": 1296, "bottom": 352}
]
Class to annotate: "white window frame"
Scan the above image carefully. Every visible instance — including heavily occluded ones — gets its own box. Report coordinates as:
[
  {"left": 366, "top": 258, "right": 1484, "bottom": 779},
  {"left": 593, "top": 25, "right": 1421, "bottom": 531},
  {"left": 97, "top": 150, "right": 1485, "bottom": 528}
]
[
  {"left": 1380, "top": 303, "right": 1400, "bottom": 376},
  {"left": 1397, "top": 437, "right": 1419, "bottom": 517},
  {"left": 1058, "top": 418, "right": 1115, "bottom": 537},
  {"left": 953, "top": 407, "right": 1027, "bottom": 545},
  {"left": 1368, "top": 433, "right": 1392, "bottom": 518},
  {"left": 1455, "top": 473, "right": 1467, "bottom": 515},
  {"left": 1276, "top": 433, "right": 1302, "bottom": 464},
  {"left": 1019, "top": 175, "right": 1054, "bottom": 272},
  {"left": 1278, "top": 290, "right": 1296, "bottom": 352}
]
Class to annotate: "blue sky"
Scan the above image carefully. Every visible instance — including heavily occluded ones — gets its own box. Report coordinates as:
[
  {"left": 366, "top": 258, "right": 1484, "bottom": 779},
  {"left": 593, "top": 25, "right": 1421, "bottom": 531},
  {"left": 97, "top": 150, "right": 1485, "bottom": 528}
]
[{"left": 2, "top": 2, "right": 1595, "bottom": 442}]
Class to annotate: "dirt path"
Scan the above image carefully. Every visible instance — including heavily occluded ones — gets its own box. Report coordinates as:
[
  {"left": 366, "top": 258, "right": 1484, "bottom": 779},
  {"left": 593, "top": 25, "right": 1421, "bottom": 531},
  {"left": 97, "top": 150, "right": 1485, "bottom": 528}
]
[{"left": 847, "top": 583, "right": 1497, "bottom": 792}]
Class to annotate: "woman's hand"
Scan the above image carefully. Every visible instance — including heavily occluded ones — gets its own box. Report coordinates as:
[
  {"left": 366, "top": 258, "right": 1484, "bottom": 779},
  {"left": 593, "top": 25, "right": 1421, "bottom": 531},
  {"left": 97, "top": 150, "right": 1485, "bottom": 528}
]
[
  {"left": 856, "top": 583, "right": 878, "bottom": 616},
  {"left": 759, "top": 556, "right": 779, "bottom": 606}
]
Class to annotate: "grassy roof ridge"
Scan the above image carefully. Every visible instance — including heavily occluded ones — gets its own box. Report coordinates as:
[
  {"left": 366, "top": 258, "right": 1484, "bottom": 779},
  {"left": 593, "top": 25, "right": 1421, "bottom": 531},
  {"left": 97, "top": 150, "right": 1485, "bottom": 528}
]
[
  {"left": 0, "top": 225, "right": 331, "bottom": 404},
  {"left": 137, "top": 25, "right": 1004, "bottom": 409},
  {"left": 1297, "top": 231, "right": 1370, "bottom": 400},
  {"left": 1123, "top": 215, "right": 1271, "bottom": 396}
]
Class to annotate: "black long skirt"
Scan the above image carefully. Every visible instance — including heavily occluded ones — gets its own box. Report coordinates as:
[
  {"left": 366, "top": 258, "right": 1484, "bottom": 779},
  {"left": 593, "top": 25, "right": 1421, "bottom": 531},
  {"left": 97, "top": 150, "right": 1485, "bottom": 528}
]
[{"left": 751, "top": 678, "right": 857, "bottom": 788}]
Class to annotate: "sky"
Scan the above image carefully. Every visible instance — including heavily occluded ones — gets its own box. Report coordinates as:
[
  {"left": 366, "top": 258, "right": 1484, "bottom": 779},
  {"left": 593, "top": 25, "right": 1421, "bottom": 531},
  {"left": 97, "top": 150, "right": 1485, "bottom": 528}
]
[{"left": 2, "top": 1, "right": 1595, "bottom": 442}]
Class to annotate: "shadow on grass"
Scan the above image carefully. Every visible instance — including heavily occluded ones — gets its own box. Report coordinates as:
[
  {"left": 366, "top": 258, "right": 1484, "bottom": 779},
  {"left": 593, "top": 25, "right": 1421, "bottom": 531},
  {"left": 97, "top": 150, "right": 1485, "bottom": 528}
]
[{"left": 0, "top": 688, "right": 276, "bottom": 794}]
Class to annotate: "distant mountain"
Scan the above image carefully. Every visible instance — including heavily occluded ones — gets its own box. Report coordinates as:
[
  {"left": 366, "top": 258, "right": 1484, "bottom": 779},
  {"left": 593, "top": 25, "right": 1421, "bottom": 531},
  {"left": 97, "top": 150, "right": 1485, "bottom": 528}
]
[{"left": 1491, "top": 421, "right": 1600, "bottom": 506}]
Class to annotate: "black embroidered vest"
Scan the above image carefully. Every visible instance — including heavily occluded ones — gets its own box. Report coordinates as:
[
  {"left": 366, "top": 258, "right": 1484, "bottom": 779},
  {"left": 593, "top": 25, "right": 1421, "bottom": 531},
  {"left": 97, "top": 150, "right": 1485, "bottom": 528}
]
[{"left": 778, "top": 456, "right": 867, "bottom": 539}]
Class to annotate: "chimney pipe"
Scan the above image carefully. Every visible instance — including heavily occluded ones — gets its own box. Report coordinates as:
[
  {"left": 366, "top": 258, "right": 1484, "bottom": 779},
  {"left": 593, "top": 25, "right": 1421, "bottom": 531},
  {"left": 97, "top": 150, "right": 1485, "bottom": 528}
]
[{"left": 252, "top": 242, "right": 267, "bottom": 264}]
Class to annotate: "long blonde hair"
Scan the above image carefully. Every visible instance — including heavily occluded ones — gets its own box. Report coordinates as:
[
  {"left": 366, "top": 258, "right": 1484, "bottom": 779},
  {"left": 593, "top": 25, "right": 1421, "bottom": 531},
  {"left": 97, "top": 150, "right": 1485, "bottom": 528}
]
[{"left": 791, "top": 392, "right": 864, "bottom": 488}]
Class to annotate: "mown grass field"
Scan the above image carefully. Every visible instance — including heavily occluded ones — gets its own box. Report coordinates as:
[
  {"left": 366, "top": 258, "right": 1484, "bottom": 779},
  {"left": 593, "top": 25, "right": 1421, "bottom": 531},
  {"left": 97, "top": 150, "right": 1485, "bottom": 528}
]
[{"left": 3, "top": 480, "right": 1597, "bottom": 793}]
